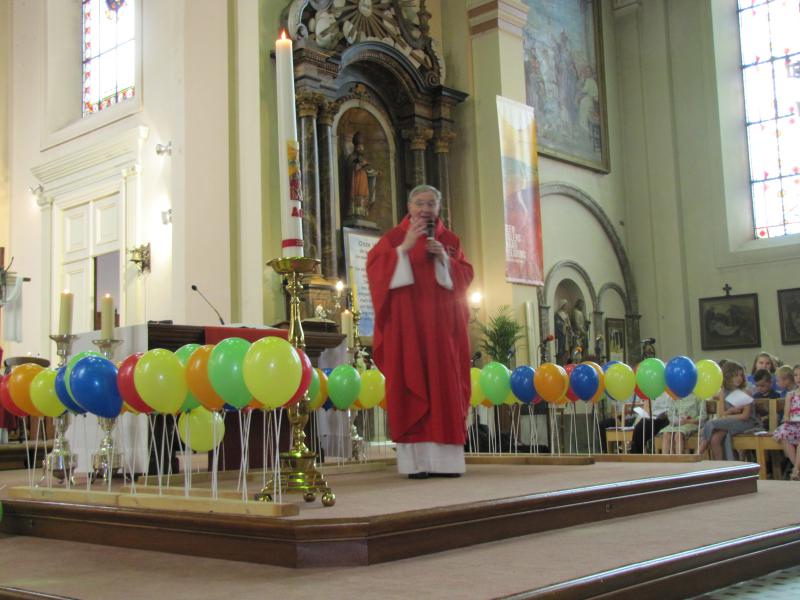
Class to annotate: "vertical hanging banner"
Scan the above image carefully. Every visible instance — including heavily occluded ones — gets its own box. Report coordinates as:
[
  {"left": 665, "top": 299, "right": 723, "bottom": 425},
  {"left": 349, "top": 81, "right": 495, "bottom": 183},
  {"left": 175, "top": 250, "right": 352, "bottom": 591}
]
[
  {"left": 496, "top": 96, "right": 543, "bottom": 286},
  {"left": 275, "top": 31, "right": 304, "bottom": 257}
]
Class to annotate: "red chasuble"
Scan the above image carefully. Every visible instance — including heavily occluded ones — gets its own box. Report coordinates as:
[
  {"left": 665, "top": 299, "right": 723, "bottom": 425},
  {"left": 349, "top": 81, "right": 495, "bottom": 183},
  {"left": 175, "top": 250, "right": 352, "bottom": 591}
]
[{"left": 367, "top": 216, "right": 473, "bottom": 445}]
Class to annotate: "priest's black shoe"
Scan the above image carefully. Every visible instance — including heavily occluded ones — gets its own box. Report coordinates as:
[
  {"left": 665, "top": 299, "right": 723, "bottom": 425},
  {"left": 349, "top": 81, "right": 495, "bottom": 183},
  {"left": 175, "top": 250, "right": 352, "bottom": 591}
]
[
  {"left": 429, "top": 473, "right": 462, "bottom": 478},
  {"left": 407, "top": 472, "right": 429, "bottom": 479}
]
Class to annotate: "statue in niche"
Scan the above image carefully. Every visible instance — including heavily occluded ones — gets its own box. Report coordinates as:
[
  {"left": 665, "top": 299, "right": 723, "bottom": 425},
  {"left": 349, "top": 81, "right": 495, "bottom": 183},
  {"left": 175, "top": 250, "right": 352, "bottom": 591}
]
[
  {"left": 571, "top": 298, "right": 590, "bottom": 356},
  {"left": 343, "top": 131, "right": 379, "bottom": 222},
  {"left": 554, "top": 299, "right": 573, "bottom": 365}
]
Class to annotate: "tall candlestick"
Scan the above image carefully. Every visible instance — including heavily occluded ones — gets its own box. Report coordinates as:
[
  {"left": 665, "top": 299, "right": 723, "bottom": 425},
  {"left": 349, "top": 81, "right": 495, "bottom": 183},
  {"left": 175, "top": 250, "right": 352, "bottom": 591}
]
[
  {"left": 58, "top": 290, "right": 74, "bottom": 336},
  {"left": 275, "top": 30, "right": 304, "bottom": 257},
  {"left": 100, "top": 293, "right": 114, "bottom": 340},
  {"left": 349, "top": 266, "right": 359, "bottom": 312}
]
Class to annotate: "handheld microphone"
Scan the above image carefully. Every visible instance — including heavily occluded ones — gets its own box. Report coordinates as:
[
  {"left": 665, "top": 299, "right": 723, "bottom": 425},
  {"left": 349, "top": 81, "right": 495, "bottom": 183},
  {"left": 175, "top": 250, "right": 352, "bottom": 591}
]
[
  {"left": 426, "top": 219, "right": 435, "bottom": 240},
  {"left": 191, "top": 284, "right": 225, "bottom": 325},
  {"left": 641, "top": 337, "right": 656, "bottom": 345}
]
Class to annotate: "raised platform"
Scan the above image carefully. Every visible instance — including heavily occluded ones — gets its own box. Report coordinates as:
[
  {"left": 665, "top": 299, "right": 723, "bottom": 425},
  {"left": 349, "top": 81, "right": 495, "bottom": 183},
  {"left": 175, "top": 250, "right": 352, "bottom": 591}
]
[
  {"left": 0, "top": 442, "right": 53, "bottom": 470},
  {"left": 0, "top": 458, "right": 758, "bottom": 568}
]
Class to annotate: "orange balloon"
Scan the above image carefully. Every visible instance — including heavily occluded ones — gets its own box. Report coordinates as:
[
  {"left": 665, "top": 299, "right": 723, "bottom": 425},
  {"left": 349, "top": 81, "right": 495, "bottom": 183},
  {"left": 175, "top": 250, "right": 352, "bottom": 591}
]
[
  {"left": 8, "top": 363, "right": 45, "bottom": 417},
  {"left": 379, "top": 397, "right": 387, "bottom": 410},
  {"left": 185, "top": 345, "right": 225, "bottom": 411},
  {"left": 247, "top": 398, "right": 261, "bottom": 409},
  {"left": 534, "top": 363, "right": 568, "bottom": 403},
  {"left": 582, "top": 361, "right": 606, "bottom": 404},
  {"left": 666, "top": 387, "right": 678, "bottom": 400}
]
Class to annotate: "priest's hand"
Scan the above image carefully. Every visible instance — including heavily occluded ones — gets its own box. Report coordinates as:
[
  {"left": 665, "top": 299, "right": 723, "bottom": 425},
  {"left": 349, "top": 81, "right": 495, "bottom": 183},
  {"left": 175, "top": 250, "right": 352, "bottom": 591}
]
[
  {"left": 426, "top": 239, "right": 446, "bottom": 263},
  {"left": 399, "top": 217, "right": 427, "bottom": 252}
]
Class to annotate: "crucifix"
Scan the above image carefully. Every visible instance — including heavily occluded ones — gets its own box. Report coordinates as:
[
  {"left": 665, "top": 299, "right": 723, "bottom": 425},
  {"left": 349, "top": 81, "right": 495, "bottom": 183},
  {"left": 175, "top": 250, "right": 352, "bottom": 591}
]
[{"left": 722, "top": 283, "right": 732, "bottom": 296}]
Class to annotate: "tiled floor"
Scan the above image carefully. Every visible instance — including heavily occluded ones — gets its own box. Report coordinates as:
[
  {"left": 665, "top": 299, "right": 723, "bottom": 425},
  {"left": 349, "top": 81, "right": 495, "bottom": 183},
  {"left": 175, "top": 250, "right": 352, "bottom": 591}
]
[{"left": 699, "top": 565, "right": 800, "bottom": 599}]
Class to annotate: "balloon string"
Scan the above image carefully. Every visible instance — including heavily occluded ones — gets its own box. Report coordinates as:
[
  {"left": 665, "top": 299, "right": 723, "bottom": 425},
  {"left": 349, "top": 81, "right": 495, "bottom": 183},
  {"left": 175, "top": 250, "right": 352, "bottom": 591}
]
[
  {"left": 157, "top": 414, "right": 166, "bottom": 494},
  {"left": 584, "top": 408, "right": 591, "bottom": 456},
  {"left": 211, "top": 410, "right": 220, "bottom": 500},
  {"left": 241, "top": 410, "right": 252, "bottom": 502},
  {"left": 165, "top": 413, "right": 175, "bottom": 487},
  {"left": 172, "top": 414, "right": 186, "bottom": 496},
  {"left": 22, "top": 418, "right": 32, "bottom": 489},
  {"left": 275, "top": 408, "right": 283, "bottom": 504},
  {"left": 84, "top": 415, "right": 92, "bottom": 490},
  {"left": 108, "top": 422, "right": 116, "bottom": 493},
  {"left": 236, "top": 411, "right": 245, "bottom": 493},
  {"left": 262, "top": 409, "right": 268, "bottom": 491}
]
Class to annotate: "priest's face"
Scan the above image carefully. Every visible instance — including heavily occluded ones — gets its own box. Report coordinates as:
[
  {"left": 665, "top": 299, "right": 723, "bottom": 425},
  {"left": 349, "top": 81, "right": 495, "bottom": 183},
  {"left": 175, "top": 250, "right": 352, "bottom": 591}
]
[{"left": 408, "top": 190, "right": 440, "bottom": 222}]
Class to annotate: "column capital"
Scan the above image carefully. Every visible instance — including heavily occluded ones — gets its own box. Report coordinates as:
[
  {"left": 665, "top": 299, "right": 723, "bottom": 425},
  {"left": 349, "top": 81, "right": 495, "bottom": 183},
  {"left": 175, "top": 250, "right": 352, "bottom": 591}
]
[
  {"left": 317, "top": 98, "right": 343, "bottom": 127},
  {"left": 402, "top": 126, "right": 434, "bottom": 151},
  {"left": 433, "top": 127, "right": 457, "bottom": 154},
  {"left": 467, "top": 0, "right": 529, "bottom": 39},
  {"left": 296, "top": 90, "right": 323, "bottom": 119}
]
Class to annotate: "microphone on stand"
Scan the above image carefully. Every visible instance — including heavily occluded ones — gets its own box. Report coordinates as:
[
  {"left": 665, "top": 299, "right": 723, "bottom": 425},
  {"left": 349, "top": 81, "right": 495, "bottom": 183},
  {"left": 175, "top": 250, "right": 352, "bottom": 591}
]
[{"left": 191, "top": 284, "right": 225, "bottom": 325}]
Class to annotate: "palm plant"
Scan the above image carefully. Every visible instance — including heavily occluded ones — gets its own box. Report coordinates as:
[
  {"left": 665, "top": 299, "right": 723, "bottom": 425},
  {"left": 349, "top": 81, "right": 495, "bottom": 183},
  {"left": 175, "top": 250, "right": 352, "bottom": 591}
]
[{"left": 477, "top": 305, "right": 526, "bottom": 368}]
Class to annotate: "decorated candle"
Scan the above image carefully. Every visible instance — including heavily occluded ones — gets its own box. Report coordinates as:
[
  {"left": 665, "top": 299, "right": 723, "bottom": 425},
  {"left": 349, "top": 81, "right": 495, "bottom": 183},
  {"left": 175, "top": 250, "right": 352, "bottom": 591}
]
[
  {"left": 275, "top": 30, "right": 304, "bottom": 257},
  {"left": 349, "top": 267, "right": 359, "bottom": 312},
  {"left": 58, "top": 290, "right": 74, "bottom": 335},
  {"left": 341, "top": 310, "right": 354, "bottom": 349},
  {"left": 100, "top": 293, "right": 114, "bottom": 339}
]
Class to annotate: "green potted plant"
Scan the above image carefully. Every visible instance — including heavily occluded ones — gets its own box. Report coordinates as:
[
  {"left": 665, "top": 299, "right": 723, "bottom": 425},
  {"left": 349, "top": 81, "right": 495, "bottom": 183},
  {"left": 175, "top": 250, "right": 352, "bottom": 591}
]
[{"left": 477, "top": 305, "right": 526, "bottom": 368}]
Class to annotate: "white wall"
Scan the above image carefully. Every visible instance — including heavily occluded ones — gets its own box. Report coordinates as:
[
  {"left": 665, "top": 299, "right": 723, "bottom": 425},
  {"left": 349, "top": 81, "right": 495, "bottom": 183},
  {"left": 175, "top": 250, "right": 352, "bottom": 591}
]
[{"left": 0, "top": 1, "right": 10, "bottom": 259}]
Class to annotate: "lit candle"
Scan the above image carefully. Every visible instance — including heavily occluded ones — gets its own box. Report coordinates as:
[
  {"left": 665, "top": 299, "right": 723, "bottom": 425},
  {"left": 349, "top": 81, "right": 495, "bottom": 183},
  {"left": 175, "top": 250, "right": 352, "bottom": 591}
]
[
  {"left": 275, "top": 30, "right": 304, "bottom": 257},
  {"left": 349, "top": 266, "right": 359, "bottom": 312},
  {"left": 100, "top": 293, "right": 114, "bottom": 340},
  {"left": 58, "top": 290, "right": 74, "bottom": 335},
  {"left": 341, "top": 310, "right": 354, "bottom": 348}
]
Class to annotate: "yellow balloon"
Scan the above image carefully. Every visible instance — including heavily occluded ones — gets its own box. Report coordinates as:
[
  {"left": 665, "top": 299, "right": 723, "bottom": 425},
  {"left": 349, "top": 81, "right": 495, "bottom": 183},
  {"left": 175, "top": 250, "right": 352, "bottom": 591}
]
[
  {"left": 694, "top": 359, "right": 723, "bottom": 399},
  {"left": 133, "top": 349, "right": 187, "bottom": 414},
  {"left": 504, "top": 391, "right": 520, "bottom": 405},
  {"left": 243, "top": 337, "right": 302, "bottom": 409},
  {"left": 29, "top": 368, "right": 66, "bottom": 417},
  {"left": 605, "top": 363, "right": 636, "bottom": 401},
  {"left": 178, "top": 407, "right": 225, "bottom": 452},
  {"left": 309, "top": 368, "right": 328, "bottom": 410},
  {"left": 470, "top": 367, "right": 485, "bottom": 407},
  {"left": 359, "top": 370, "right": 385, "bottom": 409}
]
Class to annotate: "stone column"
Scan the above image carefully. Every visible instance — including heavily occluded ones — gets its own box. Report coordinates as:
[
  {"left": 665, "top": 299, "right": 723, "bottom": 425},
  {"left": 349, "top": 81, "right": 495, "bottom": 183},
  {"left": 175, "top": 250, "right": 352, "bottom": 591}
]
[
  {"left": 433, "top": 127, "right": 456, "bottom": 228},
  {"left": 402, "top": 126, "right": 433, "bottom": 187},
  {"left": 537, "top": 302, "right": 551, "bottom": 365},
  {"left": 625, "top": 312, "right": 642, "bottom": 364},
  {"left": 317, "top": 98, "right": 341, "bottom": 279},
  {"left": 296, "top": 90, "right": 322, "bottom": 261}
]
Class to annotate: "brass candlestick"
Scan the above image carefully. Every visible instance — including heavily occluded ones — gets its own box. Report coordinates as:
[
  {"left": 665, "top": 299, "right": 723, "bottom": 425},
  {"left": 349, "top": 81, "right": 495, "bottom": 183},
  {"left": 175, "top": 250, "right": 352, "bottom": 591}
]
[
  {"left": 255, "top": 256, "right": 335, "bottom": 507},
  {"left": 349, "top": 308, "right": 367, "bottom": 462},
  {"left": 44, "top": 334, "right": 79, "bottom": 484},
  {"left": 90, "top": 338, "right": 124, "bottom": 482}
]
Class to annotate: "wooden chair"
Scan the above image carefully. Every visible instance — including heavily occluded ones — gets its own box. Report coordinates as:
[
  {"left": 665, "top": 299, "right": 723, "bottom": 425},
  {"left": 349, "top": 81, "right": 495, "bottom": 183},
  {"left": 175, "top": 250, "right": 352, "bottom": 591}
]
[{"left": 730, "top": 397, "right": 784, "bottom": 480}]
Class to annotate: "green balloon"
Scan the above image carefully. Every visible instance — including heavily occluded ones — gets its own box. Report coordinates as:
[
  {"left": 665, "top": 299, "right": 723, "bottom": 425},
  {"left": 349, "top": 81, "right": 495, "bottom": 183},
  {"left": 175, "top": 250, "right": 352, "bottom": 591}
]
[
  {"left": 175, "top": 344, "right": 201, "bottom": 412},
  {"left": 479, "top": 362, "right": 512, "bottom": 406},
  {"left": 65, "top": 351, "right": 102, "bottom": 400},
  {"left": 208, "top": 337, "right": 252, "bottom": 409},
  {"left": 308, "top": 367, "right": 321, "bottom": 405},
  {"left": 328, "top": 364, "right": 361, "bottom": 410},
  {"left": 636, "top": 358, "right": 666, "bottom": 399}
]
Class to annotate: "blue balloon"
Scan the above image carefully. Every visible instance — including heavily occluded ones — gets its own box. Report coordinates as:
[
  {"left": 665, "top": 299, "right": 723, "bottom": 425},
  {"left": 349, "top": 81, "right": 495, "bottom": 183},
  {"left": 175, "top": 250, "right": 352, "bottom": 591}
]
[
  {"left": 323, "top": 398, "right": 334, "bottom": 411},
  {"left": 322, "top": 368, "right": 333, "bottom": 376},
  {"left": 570, "top": 364, "right": 600, "bottom": 401},
  {"left": 664, "top": 356, "right": 697, "bottom": 398},
  {"left": 69, "top": 355, "right": 122, "bottom": 418},
  {"left": 55, "top": 366, "right": 86, "bottom": 414},
  {"left": 223, "top": 403, "right": 239, "bottom": 412},
  {"left": 602, "top": 360, "right": 620, "bottom": 372},
  {"left": 510, "top": 366, "right": 536, "bottom": 404}
]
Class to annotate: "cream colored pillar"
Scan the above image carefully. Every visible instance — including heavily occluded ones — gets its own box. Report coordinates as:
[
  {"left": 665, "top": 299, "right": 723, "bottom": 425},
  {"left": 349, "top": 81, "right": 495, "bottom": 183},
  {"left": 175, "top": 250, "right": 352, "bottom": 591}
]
[{"left": 0, "top": 2, "right": 9, "bottom": 260}]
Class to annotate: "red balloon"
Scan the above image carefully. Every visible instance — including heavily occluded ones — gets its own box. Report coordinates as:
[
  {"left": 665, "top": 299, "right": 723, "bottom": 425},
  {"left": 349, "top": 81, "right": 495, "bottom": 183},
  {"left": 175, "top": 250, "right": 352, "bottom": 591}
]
[
  {"left": 635, "top": 384, "right": 648, "bottom": 400},
  {"left": 286, "top": 349, "right": 313, "bottom": 407},
  {"left": 564, "top": 364, "right": 579, "bottom": 402},
  {"left": 1, "top": 373, "right": 27, "bottom": 417},
  {"left": 117, "top": 353, "right": 153, "bottom": 414}
]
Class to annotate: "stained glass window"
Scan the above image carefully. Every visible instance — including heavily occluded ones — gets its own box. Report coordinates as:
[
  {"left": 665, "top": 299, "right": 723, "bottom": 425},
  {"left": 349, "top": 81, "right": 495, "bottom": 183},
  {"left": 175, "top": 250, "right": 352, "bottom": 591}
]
[
  {"left": 738, "top": 0, "right": 800, "bottom": 239},
  {"left": 82, "top": 0, "right": 135, "bottom": 116}
]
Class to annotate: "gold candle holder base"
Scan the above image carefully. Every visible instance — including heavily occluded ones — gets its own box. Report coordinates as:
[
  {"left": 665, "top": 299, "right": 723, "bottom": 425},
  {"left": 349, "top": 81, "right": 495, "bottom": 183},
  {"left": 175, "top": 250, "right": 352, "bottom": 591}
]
[
  {"left": 255, "top": 256, "right": 335, "bottom": 507},
  {"left": 42, "top": 334, "right": 80, "bottom": 485}
]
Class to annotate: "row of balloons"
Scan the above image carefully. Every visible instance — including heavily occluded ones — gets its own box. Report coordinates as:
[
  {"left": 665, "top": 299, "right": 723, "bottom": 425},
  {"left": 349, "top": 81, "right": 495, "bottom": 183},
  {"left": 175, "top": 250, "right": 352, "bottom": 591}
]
[
  {"left": 0, "top": 337, "right": 387, "bottom": 450},
  {"left": 472, "top": 356, "right": 724, "bottom": 407}
]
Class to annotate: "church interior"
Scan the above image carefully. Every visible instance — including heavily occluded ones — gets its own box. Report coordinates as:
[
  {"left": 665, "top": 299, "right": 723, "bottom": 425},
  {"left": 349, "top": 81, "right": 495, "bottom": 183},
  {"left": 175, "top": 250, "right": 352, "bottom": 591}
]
[{"left": 1, "top": 0, "right": 800, "bottom": 598}]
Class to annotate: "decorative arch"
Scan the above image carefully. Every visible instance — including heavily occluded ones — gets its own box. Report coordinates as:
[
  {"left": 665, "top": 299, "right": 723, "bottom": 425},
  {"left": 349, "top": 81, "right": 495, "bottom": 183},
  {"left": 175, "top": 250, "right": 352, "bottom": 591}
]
[
  {"left": 537, "top": 182, "right": 641, "bottom": 363},
  {"left": 597, "top": 282, "right": 630, "bottom": 314},
  {"left": 541, "top": 260, "right": 598, "bottom": 309}
]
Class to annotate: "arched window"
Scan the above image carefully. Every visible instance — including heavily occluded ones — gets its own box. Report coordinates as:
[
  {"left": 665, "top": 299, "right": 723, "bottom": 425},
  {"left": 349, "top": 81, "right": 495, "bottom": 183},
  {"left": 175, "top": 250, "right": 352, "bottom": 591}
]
[
  {"left": 82, "top": 0, "right": 136, "bottom": 116},
  {"left": 738, "top": 0, "right": 800, "bottom": 239}
]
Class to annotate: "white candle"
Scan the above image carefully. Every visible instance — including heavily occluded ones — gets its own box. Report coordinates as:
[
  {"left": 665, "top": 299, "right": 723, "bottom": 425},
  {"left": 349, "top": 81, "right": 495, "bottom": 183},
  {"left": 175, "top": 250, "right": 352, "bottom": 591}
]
[
  {"left": 58, "top": 290, "right": 73, "bottom": 335},
  {"left": 349, "top": 267, "right": 359, "bottom": 312},
  {"left": 100, "top": 293, "right": 114, "bottom": 339},
  {"left": 341, "top": 310, "right": 354, "bottom": 349},
  {"left": 275, "top": 30, "right": 304, "bottom": 257}
]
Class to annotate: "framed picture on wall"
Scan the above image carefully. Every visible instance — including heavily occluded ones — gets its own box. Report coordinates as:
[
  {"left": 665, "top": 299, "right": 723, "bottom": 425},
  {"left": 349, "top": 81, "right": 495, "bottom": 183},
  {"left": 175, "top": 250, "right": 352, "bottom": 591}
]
[
  {"left": 604, "top": 318, "right": 626, "bottom": 363},
  {"left": 522, "top": 0, "right": 610, "bottom": 172},
  {"left": 777, "top": 288, "right": 800, "bottom": 345},
  {"left": 699, "top": 293, "right": 761, "bottom": 351}
]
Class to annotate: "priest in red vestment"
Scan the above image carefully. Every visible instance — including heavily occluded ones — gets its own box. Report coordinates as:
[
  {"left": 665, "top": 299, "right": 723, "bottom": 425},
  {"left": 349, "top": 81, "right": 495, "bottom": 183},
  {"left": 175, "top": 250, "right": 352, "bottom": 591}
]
[{"left": 367, "top": 184, "right": 473, "bottom": 478}]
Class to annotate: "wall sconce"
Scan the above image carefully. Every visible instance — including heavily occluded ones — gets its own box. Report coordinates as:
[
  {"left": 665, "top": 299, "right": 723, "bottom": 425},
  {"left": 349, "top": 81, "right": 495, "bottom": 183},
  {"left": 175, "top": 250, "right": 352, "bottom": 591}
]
[
  {"left": 469, "top": 291, "right": 482, "bottom": 323},
  {"left": 161, "top": 208, "right": 173, "bottom": 225},
  {"left": 155, "top": 141, "right": 172, "bottom": 156},
  {"left": 128, "top": 243, "right": 151, "bottom": 274}
]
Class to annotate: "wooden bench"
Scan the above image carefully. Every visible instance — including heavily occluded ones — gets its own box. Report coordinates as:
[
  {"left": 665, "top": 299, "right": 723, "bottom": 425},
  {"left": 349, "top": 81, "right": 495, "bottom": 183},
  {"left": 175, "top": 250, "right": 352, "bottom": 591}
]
[{"left": 723, "top": 396, "right": 784, "bottom": 480}]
